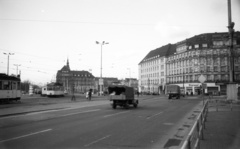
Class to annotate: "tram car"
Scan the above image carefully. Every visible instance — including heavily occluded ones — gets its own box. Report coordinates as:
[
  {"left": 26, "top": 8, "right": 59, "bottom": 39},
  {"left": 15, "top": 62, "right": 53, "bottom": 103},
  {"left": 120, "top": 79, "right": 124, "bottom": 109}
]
[
  {"left": 0, "top": 73, "right": 21, "bottom": 102},
  {"left": 41, "top": 82, "right": 64, "bottom": 97}
]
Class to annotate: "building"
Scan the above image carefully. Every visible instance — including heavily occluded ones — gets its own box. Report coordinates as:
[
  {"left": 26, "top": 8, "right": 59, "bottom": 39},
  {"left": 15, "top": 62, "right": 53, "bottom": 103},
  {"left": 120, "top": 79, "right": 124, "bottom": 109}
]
[
  {"left": 166, "top": 32, "right": 240, "bottom": 95},
  {"left": 139, "top": 31, "right": 240, "bottom": 95},
  {"left": 56, "top": 59, "right": 95, "bottom": 94},
  {"left": 138, "top": 44, "right": 176, "bottom": 94}
]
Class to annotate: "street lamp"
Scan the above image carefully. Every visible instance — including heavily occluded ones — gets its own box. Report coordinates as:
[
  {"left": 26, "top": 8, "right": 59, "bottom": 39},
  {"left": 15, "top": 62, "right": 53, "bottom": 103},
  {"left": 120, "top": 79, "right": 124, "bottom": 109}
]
[
  {"left": 3, "top": 52, "right": 14, "bottom": 75},
  {"left": 96, "top": 41, "right": 109, "bottom": 95}
]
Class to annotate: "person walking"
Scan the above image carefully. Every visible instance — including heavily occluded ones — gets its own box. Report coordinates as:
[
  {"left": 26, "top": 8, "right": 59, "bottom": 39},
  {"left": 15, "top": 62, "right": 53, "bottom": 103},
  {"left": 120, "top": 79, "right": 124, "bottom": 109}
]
[{"left": 88, "top": 89, "right": 92, "bottom": 101}]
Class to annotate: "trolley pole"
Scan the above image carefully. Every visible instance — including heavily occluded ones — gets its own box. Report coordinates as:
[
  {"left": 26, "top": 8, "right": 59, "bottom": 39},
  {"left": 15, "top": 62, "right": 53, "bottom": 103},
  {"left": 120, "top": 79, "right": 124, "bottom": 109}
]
[
  {"left": 3, "top": 52, "right": 14, "bottom": 75},
  {"left": 14, "top": 64, "right": 21, "bottom": 76}
]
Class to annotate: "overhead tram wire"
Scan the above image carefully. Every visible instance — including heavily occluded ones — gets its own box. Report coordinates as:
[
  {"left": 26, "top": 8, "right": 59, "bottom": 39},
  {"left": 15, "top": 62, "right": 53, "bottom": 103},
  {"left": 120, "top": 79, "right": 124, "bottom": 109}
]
[
  {"left": 0, "top": 49, "right": 65, "bottom": 63},
  {"left": 0, "top": 49, "right": 95, "bottom": 69},
  {"left": 0, "top": 18, "right": 225, "bottom": 28}
]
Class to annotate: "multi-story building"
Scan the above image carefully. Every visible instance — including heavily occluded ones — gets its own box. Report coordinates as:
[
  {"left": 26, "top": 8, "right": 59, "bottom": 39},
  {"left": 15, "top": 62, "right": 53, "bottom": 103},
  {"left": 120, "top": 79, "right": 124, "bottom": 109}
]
[
  {"left": 138, "top": 44, "right": 176, "bottom": 94},
  {"left": 139, "top": 31, "right": 240, "bottom": 95},
  {"left": 56, "top": 59, "right": 95, "bottom": 93},
  {"left": 166, "top": 32, "right": 240, "bottom": 95}
]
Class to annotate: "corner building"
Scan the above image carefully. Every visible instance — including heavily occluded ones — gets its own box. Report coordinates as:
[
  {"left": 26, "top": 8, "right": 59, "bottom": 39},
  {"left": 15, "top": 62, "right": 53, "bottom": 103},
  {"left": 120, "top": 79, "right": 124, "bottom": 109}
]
[
  {"left": 139, "top": 32, "right": 240, "bottom": 95},
  {"left": 166, "top": 32, "right": 240, "bottom": 95}
]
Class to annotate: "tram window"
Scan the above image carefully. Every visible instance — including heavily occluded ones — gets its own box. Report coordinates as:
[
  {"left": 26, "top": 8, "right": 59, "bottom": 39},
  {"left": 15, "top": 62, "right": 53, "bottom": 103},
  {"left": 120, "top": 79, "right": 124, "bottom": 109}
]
[
  {"left": 0, "top": 81, "right": 2, "bottom": 90},
  {"left": 17, "top": 82, "right": 20, "bottom": 90},
  {"left": 3, "top": 81, "right": 9, "bottom": 90},
  {"left": 12, "top": 82, "right": 16, "bottom": 90}
]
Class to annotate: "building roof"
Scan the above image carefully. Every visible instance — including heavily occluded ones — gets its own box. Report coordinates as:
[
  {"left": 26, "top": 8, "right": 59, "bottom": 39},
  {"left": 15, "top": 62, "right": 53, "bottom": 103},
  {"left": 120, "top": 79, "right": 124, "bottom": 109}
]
[
  {"left": 71, "top": 70, "right": 94, "bottom": 78},
  {"left": 139, "top": 44, "right": 176, "bottom": 64},
  {"left": 0, "top": 73, "right": 21, "bottom": 81},
  {"left": 139, "top": 31, "right": 240, "bottom": 65}
]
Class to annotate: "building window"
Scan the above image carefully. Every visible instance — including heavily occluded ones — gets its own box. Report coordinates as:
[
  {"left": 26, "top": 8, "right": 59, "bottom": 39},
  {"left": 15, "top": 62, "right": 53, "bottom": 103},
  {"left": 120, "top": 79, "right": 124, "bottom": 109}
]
[
  {"left": 207, "top": 75, "right": 213, "bottom": 81},
  {"left": 194, "top": 44, "right": 199, "bottom": 48},
  {"left": 221, "top": 66, "right": 227, "bottom": 72},
  {"left": 213, "top": 41, "right": 223, "bottom": 46},
  {"left": 202, "top": 44, "right": 208, "bottom": 48},
  {"left": 214, "top": 66, "right": 219, "bottom": 72},
  {"left": 207, "top": 66, "right": 211, "bottom": 72}
]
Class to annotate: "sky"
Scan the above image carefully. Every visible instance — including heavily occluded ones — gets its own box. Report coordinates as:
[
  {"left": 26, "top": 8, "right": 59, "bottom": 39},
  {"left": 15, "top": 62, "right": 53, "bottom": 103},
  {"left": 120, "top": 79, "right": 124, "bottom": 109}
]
[{"left": 0, "top": 0, "right": 240, "bottom": 86}]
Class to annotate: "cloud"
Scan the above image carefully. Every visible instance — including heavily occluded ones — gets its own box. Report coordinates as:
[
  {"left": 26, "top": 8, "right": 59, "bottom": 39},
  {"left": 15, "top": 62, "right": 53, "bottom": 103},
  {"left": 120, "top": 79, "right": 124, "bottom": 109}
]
[{"left": 154, "top": 21, "right": 190, "bottom": 43}]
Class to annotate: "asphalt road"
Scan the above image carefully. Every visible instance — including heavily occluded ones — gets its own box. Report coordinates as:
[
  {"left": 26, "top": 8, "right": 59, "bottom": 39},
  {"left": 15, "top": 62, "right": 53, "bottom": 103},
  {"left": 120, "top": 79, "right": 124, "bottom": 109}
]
[{"left": 0, "top": 96, "right": 202, "bottom": 149}]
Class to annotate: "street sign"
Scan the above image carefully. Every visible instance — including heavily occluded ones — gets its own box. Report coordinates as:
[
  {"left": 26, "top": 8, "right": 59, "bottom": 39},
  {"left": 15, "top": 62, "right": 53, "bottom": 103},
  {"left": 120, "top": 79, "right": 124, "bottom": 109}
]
[{"left": 198, "top": 74, "right": 206, "bottom": 83}]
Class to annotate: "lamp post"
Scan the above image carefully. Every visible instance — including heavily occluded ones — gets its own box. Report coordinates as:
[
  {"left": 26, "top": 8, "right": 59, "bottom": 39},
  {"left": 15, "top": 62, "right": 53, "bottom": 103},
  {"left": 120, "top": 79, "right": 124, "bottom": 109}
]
[
  {"left": 3, "top": 52, "right": 14, "bottom": 75},
  {"left": 96, "top": 41, "right": 109, "bottom": 95}
]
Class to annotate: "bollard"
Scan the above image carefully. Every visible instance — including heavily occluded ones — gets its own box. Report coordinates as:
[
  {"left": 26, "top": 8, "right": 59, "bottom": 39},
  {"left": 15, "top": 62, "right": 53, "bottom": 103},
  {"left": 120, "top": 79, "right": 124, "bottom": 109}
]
[{"left": 216, "top": 100, "right": 218, "bottom": 112}]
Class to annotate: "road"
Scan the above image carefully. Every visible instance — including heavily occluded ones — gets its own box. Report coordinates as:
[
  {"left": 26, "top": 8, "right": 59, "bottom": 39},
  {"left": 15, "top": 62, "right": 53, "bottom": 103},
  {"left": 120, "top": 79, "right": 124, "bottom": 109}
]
[{"left": 0, "top": 96, "right": 202, "bottom": 149}]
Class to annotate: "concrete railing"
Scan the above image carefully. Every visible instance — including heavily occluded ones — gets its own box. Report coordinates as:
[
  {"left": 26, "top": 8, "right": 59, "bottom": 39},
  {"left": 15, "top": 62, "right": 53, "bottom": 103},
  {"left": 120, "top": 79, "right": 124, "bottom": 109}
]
[{"left": 181, "top": 100, "right": 209, "bottom": 149}]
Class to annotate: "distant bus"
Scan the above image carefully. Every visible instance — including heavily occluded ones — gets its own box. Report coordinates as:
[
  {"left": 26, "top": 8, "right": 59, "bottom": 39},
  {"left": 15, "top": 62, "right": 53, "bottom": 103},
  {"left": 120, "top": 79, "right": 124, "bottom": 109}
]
[
  {"left": 41, "top": 82, "right": 64, "bottom": 97},
  {"left": 0, "top": 73, "right": 21, "bottom": 102}
]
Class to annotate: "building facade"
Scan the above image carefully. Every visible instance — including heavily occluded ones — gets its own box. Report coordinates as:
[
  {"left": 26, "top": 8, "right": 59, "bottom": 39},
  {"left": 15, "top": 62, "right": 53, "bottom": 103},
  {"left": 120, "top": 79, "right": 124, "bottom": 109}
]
[
  {"left": 56, "top": 59, "right": 95, "bottom": 93},
  {"left": 166, "top": 32, "right": 240, "bottom": 95},
  {"left": 138, "top": 44, "right": 176, "bottom": 94},
  {"left": 139, "top": 32, "right": 240, "bottom": 95}
]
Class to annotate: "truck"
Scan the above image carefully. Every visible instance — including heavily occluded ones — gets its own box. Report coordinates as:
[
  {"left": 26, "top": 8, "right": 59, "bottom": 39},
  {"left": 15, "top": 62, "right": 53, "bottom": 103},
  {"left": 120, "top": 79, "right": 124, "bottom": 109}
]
[
  {"left": 108, "top": 85, "right": 138, "bottom": 109},
  {"left": 165, "top": 85, "right": 181, "bottom": 99}
]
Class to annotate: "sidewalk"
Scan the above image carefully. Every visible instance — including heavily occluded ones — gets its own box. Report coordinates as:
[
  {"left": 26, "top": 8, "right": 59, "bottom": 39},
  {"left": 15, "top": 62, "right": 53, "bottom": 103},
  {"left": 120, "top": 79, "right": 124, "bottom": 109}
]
[{"left": 200, "top": 100, "right": 240, "bottom": 149}]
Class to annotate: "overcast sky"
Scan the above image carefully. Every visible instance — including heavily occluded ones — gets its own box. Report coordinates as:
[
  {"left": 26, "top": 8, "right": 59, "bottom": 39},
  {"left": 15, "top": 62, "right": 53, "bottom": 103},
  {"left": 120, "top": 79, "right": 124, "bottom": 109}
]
[{"left": 0, "top": 0, "right": 240, "bottom": 85}]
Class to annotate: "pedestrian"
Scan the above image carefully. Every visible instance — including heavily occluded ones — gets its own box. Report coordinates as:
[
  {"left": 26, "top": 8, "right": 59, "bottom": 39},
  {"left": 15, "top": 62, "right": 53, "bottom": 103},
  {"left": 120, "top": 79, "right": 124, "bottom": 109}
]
[
  {"left": 137, "top": 91, "right": 139, "bottom": 97},
  {"left": 88, "top": 89, "right": 92, "bottom": 101}
]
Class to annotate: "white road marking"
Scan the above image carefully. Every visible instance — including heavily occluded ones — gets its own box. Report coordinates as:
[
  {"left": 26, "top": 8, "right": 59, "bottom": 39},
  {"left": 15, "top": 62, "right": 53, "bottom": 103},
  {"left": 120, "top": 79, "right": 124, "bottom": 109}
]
[
  {"left": 146, "top": 112, "right": 163, "bottom": 119},
  {"left": 103, "top": 111, "right": 129, "bottom": 118},
  {"left": 163, "top": 123, "right": 174, "bottom": 126},
  {"left": 84, "top": 135, "right": 111, "bottom": 147},
  {"left": 60, "top": 109, "right": 100, "bottom": 117},
  {"left": 0, "top": 129, "right": 52, "bottom": 143}
]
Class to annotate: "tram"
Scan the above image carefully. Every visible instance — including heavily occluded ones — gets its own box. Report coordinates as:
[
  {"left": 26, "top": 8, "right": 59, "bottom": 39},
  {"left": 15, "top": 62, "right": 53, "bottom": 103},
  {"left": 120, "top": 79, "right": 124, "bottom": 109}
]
[
  {"left": 41, "top": 82, "right": 64, "bottom": 97},
  {"left": 0, "top": 73, "right": 21, "bottom": 102}
]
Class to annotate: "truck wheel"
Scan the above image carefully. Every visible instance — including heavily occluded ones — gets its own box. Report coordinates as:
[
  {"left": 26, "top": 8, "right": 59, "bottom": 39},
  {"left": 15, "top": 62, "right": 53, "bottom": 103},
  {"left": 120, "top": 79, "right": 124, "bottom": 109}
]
[{"left": 133, "top": 100, "right": 138, "bottom": 108}]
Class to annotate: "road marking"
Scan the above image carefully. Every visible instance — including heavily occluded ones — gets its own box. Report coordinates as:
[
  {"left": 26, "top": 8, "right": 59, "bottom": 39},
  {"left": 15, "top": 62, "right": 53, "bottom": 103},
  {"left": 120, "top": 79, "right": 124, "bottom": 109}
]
[
  {"left": 146, "top": 112, "right": 163, "bottom": 119},
  {"left": 25, "top": 109, "right": 66, "bottom": 115},
  {"left": 103, "top": 111, "right": 129, "bottom": 118},
  {"left": 0, "top": 129, "right": 52, "bottom": 143},
  {"left": 84, "top": 135, "right": 111, "bottom": 147},
  {"left": 60, "top": 109, "right": 100, "bottom": 117}
]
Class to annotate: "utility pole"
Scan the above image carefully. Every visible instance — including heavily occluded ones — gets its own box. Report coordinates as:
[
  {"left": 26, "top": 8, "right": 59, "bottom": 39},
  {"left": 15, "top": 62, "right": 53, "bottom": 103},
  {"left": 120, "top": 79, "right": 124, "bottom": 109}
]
[
  {"left": 227, "top": 0, "right": 235, "bottom": 83},
  {"left": 226, "top": 0, "right": 237, "bottom": 101}
]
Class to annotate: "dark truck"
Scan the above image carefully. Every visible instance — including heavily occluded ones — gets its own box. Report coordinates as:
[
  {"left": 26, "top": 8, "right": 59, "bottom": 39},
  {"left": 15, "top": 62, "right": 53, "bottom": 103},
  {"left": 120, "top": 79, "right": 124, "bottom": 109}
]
[
  {"left": 108, "top": 85, "right": 138, "bottom": 109},
  {"left": 165, "top": 85, "right": 181, "bottom": 99}
]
